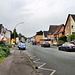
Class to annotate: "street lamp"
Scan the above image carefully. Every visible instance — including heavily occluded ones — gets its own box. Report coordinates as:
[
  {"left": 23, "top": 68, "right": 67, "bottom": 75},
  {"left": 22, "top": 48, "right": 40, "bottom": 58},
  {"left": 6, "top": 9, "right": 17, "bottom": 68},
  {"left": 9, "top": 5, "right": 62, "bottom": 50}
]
[{"left": 14, "top": 22, "right": 24, "bottom": 43}]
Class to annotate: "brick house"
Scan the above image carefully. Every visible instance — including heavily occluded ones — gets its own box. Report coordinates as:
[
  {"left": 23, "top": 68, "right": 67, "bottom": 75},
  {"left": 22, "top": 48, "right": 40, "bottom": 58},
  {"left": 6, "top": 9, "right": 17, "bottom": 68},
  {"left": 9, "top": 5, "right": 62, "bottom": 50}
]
[
  {"left": 47, "top": 25, "right": 59, "bottom": 44},
  {"left": 65, "top": 14, "right": 75, "bottom": 36},
  {"left": 35, "top": 31, "right": 43, "bottom": 43},
  {"left": 53, "top": 24, "right": 64, "bottom": 40},
  {"left": 47, "top": 24, "right": 64, "bottom": 45}
]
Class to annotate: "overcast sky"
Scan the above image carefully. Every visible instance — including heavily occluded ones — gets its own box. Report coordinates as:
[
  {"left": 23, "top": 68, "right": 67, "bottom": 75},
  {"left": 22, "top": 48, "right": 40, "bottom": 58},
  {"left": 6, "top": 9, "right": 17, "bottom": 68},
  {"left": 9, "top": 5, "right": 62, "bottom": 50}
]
[{"left": 0, "top": 0, "right": 75, "bottom": 37}]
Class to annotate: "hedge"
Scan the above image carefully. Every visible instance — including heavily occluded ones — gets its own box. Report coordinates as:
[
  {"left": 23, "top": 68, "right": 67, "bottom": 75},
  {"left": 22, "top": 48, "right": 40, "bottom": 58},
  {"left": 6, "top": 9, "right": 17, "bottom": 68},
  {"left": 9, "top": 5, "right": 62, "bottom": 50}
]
[
  {"left": 58, "top": 35, "right": 67, "bottom": 42},
  {"left": 0, "top": 40, "right": 10, "bottom": 57}
]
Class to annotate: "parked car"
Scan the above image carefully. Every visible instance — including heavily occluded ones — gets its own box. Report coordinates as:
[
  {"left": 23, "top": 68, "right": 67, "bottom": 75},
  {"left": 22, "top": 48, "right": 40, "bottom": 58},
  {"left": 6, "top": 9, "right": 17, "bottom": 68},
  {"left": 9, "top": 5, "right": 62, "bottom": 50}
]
[
  {"left": 41, "top": 42, "right": 50, "bottom": 47},
  {"left": 58, "top": 43, "right": 75, "bottom": 52},
  {"left": 70, "top": 40, "right": 75, "bottom": 45},
  {"left": 18, "top": 43, "right": 26, "bottom": 50},
  {"left": 32, "top": 41, "right": 36, "bottom": 45}
]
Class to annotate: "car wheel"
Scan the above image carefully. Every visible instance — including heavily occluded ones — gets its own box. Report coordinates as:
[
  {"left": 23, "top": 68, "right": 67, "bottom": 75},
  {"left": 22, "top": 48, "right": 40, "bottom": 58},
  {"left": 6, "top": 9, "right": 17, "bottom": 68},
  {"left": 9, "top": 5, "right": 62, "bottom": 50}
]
[{"left": 58, "top": 47, "right": 61, "bottom": 50}]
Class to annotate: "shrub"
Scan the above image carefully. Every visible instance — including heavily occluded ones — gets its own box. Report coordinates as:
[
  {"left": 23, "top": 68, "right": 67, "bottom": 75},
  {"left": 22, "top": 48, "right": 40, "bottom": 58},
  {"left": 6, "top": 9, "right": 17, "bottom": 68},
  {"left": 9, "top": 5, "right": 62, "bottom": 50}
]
[
  {"left": 58, "top": 35, "right": 67, "bottom": 42},
  {"left": 0, "top": 41, "right": 10, "bottom": 57},
  {"left": 0, "top": 40, "right": 7, "bottom": 47},
  {"left": 57, "top": 40, "right": 64, "bottom": 46},
  {"left": 0, "top": 47, "right": 6, "bottom": 57},
  {"left": 67, "top": 34, "right": 75, "bottom": 41},
  {"left": 7, "top": 45, "right": 12, "bottom": 48},
  {"left": 2, "top": 47, "right": 10, "bottom": 57}
]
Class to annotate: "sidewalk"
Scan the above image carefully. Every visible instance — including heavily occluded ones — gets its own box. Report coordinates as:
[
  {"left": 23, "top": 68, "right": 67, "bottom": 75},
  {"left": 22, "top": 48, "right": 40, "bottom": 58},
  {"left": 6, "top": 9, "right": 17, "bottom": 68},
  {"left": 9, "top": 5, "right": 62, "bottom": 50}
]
[{"left": 0, "top": 47, "right": 41, "bottom": 75}]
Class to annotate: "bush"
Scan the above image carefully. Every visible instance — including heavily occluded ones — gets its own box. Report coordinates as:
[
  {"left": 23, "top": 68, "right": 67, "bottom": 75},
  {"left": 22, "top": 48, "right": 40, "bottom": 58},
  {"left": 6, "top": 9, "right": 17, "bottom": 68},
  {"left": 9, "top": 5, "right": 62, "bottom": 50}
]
[
  {"left": 0, "top": 41, "right": 10, "bottom": 57},
  {"left": 7, "top": 45, "right": 12, "bottom": 48},
  {"left": 67, "top": 34, "right": 75, "bottom": 41},
  {"left": 0, "top": 40, "right": 7, "bottom": 47},
  {"left": 58, "top": 35, "right": 67, "bottom": 42},
  {"left": 0, "top": 47, "right": 6, "bottom": 57},
  {"left": 57, "top": 40, "right": 64, "bottom": 46}
]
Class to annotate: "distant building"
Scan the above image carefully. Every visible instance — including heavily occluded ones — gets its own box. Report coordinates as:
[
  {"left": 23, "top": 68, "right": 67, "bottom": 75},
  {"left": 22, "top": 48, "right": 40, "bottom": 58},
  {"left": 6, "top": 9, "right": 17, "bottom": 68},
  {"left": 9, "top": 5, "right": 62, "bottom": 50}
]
[
  {"left": 35, "top": 31, "right": 43, "bottom": 43},
  {"left": 43, "top": 31, "right": 49, "bottom": 39}
]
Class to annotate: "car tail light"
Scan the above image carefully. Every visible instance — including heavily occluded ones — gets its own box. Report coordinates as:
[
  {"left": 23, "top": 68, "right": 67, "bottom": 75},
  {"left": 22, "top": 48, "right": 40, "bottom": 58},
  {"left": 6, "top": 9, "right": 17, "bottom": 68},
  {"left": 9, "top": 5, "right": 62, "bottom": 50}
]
[{"left": 69, "top": 46, "right": 72, "bottom": 48}]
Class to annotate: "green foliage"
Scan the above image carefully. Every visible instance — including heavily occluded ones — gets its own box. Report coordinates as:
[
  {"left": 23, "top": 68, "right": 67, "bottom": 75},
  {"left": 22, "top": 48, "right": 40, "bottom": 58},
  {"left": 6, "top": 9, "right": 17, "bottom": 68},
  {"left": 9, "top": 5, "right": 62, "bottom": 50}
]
[
  {"left": 0, "top": 40, "right": 7, "bottom": 47},
  {"left": 57, "top": 40, "right": 64, "bottom": 46},
  {"left": 58, "top": 35, "right": 67, "bottom": 42},
  {"left": 67, "top": 34, "right": 75, "bottom": 41},
  {"left": 7, "top": 45, "right": 12, "bottom": 48},
  {"left": 0, "top": 41, "right": 10, "bottom": 57},
  {"left": 11, "top": 28, "right": 18, "bottom": 39},
  {"left": 0, "top": 57, "right": 5, "bottom": 63}
]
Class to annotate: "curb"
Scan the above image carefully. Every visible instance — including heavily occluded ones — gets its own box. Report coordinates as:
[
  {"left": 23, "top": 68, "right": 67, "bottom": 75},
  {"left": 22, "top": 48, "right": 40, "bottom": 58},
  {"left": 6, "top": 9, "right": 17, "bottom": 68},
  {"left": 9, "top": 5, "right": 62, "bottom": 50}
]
[{"left": 21, "top": 51, "right": 43, "bottom": 75}]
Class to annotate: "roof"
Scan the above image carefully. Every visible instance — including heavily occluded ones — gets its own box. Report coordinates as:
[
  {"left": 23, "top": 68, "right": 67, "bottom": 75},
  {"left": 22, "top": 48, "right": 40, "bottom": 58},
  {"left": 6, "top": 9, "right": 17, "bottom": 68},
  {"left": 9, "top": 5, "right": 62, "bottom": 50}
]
[
  {"left": 36, "top": 31, "right": 43, "bottom": 35},
  {"left": 53, "top": 24, "right": 64, "bottom": 35},
  {"left": 71, "top": 14, "right": 75, "bottom": 21},
  {"left": 48, "top": 25, "right": 59, "bottom": 35},
  {"left": 65, "top": 14, "right": 75, "bottom": 28},
  {"left": 43, "top": 31, "right": 49, "bottom": 37}
]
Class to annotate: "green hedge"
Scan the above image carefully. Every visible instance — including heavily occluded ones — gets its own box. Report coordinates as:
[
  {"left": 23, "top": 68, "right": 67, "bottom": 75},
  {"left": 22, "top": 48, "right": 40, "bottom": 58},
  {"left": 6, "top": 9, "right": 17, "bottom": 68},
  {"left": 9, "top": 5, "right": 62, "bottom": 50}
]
[
  {"left": 58, "top": 35, "right": 67, "bottom": 42},
  {"left": 0, "top": 41, "right": 10, "bottom": 57},
  {"left": 57, "top": 40, "right": 64, "bottom": 46}
]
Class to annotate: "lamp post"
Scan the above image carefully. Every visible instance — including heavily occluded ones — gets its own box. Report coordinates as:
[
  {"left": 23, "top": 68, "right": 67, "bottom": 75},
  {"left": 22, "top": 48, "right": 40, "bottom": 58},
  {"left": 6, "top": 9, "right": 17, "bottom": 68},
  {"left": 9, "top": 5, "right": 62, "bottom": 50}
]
[{"left": 14, "top": 22, "right": 24, "bottom": 43}]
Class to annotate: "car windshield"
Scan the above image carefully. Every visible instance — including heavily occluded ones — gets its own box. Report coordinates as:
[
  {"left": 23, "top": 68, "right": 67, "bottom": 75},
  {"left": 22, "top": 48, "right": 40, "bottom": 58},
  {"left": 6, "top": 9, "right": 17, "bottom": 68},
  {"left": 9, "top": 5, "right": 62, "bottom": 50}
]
[{"left": 21, "top": 43, "right": 25, "bottom": 46}]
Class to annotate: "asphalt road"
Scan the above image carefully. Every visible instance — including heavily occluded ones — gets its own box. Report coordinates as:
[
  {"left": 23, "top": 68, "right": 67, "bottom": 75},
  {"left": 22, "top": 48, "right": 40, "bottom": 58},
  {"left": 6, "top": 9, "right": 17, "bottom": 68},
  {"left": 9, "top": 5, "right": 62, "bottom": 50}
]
[{"left": 24, "top": 43, "right": 75, "bottom": 75}]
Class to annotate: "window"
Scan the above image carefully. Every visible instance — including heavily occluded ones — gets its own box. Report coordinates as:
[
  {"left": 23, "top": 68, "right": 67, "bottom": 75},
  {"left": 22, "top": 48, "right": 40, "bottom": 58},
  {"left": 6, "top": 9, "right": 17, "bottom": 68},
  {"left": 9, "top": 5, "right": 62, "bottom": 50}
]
[
  {"left": 72, "top": 25, "right": 74, "bottom": 29},
  {"left": 67, "top": 25, "right": 69, "bottom": 29}
]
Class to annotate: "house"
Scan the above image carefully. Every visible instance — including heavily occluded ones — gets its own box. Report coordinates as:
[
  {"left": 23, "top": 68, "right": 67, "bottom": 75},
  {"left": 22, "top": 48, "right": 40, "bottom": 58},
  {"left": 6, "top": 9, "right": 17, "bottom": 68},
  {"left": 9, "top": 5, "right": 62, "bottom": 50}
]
[
  {"left": 47, "top": 24, "right": 64, "bottom": 45},
  {"left": 65, "top": 14, "right": 75, "bottom": 36},
  {"left": 5, "top": 29, "right": 12, "bottom": 45},
  {"left": 47, "top": 25, "right": 59, "bottom": 42},
  {"left": 35, "top": 31, "right": 43, "bottom": 43},
  {"left": 0, "top": 24, "right": 12, "bottom": 44},
  {"left": 53, "top": 24, "right": 64, "bottom": 40},
  {"left": 39, "top": 31, "right": 50, "bottom": 44},
  {"left": 43, "top": 31, "right": 49, "bottom": 39}
]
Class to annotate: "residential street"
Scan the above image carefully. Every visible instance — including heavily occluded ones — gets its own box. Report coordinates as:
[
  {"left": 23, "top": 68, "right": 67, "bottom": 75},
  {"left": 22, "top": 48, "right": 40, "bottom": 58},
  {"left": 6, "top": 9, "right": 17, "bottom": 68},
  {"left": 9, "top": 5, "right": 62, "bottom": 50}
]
[{"left": 24, "top": 43, "right": 75, "bottom": 75}]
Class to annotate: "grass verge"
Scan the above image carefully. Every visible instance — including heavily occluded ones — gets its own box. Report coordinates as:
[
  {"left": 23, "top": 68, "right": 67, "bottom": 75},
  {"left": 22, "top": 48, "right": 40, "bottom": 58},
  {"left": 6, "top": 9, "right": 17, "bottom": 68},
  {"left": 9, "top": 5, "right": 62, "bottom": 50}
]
[{"left": 0, "top": 57, "right": 5, "bottom": 63}]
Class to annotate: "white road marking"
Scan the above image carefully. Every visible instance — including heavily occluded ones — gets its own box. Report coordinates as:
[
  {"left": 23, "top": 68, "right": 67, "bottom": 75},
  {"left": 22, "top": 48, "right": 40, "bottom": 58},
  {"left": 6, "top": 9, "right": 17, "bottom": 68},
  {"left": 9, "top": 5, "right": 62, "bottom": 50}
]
[
  {"left": 30, "top": 56, "right": 36, "bottom": 59},
  {"left": 33, "top": 59, "right": 40, "bottom": 62},
  {"left": 40, "top": 68, "right": 56, "bottom": 75},
  {"left": 28, "top": 54, "right": 33, "bottom": 56},
  {"left": 38, "top": 63, "right": 46, "bottom": 68},
  {"left": 24, "top": 51, "right": 56, "bottom": 75},
  {"left": 50, "top": 70, "right": 56, "bottom": 75}
]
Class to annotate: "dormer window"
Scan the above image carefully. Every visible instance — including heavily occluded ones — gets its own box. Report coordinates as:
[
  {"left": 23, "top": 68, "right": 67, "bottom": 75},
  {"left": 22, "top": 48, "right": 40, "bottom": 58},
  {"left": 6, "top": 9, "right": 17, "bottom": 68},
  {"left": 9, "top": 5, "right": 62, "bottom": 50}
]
[
  {"left": 67, "top": 25, "right": 69, "bottom": 29},
  {"left": 72, "top": 25, "right": 73, "bottom": 29}
]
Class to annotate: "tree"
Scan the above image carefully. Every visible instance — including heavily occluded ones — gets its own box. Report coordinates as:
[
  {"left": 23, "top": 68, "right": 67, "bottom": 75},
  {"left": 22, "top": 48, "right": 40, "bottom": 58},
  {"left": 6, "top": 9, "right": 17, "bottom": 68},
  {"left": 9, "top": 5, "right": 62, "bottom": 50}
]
[
  {"left": 58, "top": 35, "right": 67, "bottom": 42},
  {"left": 67, "top": 34, "right": 75, "bottom": 42},
  {"left": 11, "top": 29, "right": 18, "bottom": 39}
]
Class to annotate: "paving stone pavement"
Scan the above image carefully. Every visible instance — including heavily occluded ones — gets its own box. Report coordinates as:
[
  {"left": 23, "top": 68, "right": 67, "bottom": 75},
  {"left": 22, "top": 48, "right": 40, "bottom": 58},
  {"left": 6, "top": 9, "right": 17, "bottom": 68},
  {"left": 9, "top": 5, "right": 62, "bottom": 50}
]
[{"left": 0, "top": 48, "right": 42, "bottom": 75}]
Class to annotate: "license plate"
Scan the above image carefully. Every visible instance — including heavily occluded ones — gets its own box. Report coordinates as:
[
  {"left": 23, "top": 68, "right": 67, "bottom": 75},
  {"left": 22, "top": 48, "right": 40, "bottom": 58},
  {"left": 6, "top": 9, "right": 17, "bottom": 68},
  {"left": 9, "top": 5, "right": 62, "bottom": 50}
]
[{"left": 73, "top": 47, "right": 75, "bottom": 48}]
